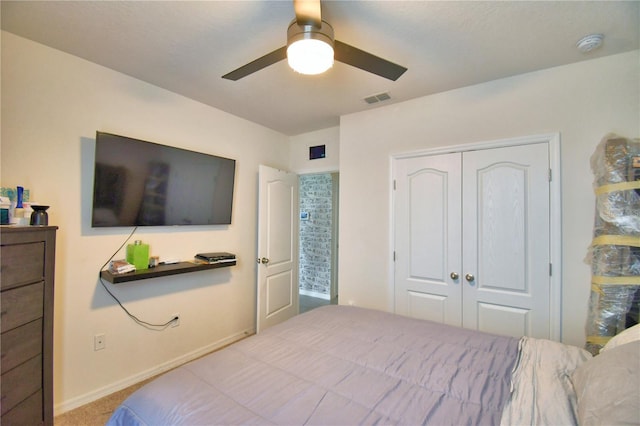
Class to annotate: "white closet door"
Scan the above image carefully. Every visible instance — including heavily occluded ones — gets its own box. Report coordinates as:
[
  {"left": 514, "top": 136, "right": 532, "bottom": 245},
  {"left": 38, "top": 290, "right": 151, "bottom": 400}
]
[
  {"left": 393, "top": 140, "right": 553, "bottom": 339},
  {"left": 462, "top": 143, "right": 550, "bottom": 338},
  {"left": 394, "top": 153, "right": 462, "bottom": 325}
]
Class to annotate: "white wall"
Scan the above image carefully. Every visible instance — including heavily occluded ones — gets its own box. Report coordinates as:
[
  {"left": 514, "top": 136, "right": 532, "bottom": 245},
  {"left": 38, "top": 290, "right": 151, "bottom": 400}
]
[
  {"left": 1, "top": 32, "right": 290, "bottom": 413},
  {"left": 289, "top": 126, "right": 339, "bottom": 173},
  {"left": 338, "top": 51, "right": 640, "bottom": 347}
]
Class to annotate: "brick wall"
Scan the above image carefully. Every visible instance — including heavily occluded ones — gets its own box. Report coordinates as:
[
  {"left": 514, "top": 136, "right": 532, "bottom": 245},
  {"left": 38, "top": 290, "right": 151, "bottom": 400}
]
[{"left": 299, "top": 173, "right": 333, "bottom": 296}]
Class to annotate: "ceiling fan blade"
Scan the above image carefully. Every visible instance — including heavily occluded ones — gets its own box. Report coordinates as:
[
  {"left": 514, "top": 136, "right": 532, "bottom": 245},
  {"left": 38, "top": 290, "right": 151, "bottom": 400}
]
[
  {"left": 294, "top": 0, "right": 322, "bottom": 27},
  {"left": 334, "top": 40, "right": 407, "bottom": 81},
  {"left": 222, "top": 46, "right": 287, "bottom": 81}
]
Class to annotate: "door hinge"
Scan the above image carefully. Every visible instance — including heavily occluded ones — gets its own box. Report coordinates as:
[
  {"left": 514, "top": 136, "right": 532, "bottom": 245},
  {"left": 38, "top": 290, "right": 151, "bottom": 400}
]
[
  {"left": 549, "top": 169, "right": 552, "bottom": 182},
  {"left": 393, "top": 251, "right": 396, "bottom": 261},
  {"left": 549, "top": 263, "right": 552, "bottom": 276},
  {"left": 393, "top": 180, "right": 397, "bottom": 190}
]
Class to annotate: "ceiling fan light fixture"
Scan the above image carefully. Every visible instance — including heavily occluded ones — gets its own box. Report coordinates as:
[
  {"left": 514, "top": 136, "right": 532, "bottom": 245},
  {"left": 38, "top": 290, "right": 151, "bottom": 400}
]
[
  {"left": 287, "top": 19, "right": 334, "bottom": 75},
  {"left": 287, "top": 39, "right": 334, "bottom": 74}
]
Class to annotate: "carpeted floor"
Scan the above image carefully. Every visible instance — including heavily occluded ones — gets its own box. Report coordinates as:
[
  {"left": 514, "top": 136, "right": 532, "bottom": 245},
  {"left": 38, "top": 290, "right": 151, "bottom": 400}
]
[{"left": 54, "top": 377, "right": 154, "bottom": 425}]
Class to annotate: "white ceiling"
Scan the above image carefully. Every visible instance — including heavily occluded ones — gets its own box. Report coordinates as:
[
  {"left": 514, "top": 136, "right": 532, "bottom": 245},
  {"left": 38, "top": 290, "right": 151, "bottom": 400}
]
[{"left": 2, "top": 1, "right": 638, "bottom": 136}]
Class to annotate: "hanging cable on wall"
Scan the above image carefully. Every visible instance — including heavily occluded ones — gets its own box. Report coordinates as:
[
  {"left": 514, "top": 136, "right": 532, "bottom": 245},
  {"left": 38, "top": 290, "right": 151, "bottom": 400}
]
[{"left": 98, "top": 226, "right": 178, "bottom": 329}]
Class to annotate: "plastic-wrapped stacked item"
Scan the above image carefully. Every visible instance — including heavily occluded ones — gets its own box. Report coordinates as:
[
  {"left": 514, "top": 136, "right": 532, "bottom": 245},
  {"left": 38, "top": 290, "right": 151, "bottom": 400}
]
[{"left": 586, "top": 134, "right": 640, "bottom": 355}]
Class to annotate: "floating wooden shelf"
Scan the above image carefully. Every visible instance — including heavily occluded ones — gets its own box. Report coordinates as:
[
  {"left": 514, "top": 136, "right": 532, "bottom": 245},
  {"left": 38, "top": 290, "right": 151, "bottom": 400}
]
[{"left": 101, "top": 260, "right": 235, "bottom": 284}]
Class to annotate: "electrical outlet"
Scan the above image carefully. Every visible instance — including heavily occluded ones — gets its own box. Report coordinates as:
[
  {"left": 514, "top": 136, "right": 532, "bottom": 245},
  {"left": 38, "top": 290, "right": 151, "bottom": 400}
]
[
  {"left": 171, "top": 313, "right": 180, "bottom": 328},
  {"left": 94, "top": 334, "right": 106, "bottom": 351}
]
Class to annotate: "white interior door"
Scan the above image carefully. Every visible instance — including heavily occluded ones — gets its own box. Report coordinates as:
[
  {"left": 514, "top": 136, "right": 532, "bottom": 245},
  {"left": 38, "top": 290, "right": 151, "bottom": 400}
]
[
  {"left": 462, "top": 143, "right": 550, "bottom": 338},
  {"left": 394, "top": 153, "right": 462, "bottom": 325},
  {"left": 256, "top": 165, "right": 299, "bottom": 333}
]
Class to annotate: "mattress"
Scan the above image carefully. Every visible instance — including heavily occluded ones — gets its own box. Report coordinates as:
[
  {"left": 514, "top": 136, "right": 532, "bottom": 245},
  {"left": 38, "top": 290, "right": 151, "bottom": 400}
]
[{"left": 108, "top": 305, "right": 521, "bottom": 425}]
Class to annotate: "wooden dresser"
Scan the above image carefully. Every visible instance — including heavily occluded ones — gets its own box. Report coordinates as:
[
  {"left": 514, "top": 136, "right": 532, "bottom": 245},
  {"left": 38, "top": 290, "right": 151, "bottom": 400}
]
[{"left": 1, "top": 226, "right": 57, "bottom": 425}]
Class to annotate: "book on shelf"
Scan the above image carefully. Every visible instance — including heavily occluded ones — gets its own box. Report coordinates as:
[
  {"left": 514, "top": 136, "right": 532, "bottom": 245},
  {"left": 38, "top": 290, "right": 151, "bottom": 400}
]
[{"left": 109, "top": 259, "right": 136, "bottom": 274}]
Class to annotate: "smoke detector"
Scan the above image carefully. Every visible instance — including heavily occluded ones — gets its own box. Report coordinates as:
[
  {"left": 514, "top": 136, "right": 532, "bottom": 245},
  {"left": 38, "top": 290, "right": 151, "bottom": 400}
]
[{"left": 576, "top": 34, "right": 604, "bottom": 53}]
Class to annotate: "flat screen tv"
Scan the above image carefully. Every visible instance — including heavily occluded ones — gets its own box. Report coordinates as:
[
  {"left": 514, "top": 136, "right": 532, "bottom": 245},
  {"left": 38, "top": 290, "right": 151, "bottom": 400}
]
[{"left": 91, "top": 132, "right": 236, "bottom": 227}]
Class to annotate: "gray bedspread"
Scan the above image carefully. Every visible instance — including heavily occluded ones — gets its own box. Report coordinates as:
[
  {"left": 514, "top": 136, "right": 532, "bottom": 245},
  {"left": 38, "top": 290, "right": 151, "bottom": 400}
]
[{"left": 107, "top": 305, "right": 519, "bottom": 425}]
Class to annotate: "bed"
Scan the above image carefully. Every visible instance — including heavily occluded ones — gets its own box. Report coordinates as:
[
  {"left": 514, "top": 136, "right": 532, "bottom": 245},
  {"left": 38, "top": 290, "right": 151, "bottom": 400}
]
[{"left": 107, "top": 305, "right": 640, "bottom": 425}]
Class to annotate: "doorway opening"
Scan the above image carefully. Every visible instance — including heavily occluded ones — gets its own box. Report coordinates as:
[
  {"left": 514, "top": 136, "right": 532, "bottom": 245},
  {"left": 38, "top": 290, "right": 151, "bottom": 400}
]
[{"left": 298, "top": 172, "right": 339, "bottom": 313}]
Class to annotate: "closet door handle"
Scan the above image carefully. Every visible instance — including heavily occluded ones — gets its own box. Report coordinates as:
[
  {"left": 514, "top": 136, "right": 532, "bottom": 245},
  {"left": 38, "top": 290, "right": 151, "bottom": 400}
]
[
  {"left": 257, "top": 257, "right": 270, "bottom": 265},
  {"left": 465, "top": 273, "right": 475, "bottom": 282},
  {"left": 450, "top": 272, "right": 459, "bottom": 280}
]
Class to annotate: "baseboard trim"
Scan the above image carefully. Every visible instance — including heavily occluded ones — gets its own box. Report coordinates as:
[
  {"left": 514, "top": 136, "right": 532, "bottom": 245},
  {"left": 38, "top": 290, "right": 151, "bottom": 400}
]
[{"left": 54, "top": 327, "right": 255, "bottom": 416}]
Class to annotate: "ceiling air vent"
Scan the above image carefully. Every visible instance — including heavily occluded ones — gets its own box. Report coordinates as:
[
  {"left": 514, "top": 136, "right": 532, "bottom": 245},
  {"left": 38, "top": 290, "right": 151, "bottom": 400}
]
[{"left": 364, "top": 92, "right": 391, "bottom": 104}]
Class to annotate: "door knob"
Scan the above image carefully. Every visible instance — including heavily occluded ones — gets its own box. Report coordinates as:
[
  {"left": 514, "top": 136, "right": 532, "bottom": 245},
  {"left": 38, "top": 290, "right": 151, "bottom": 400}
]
[
  {"left": 465, "top": 273, "right": 475, "bottom": 282},
  {"left": 450, "top": 272, "right": 459, "bottom": 280},
  {"left": 257, "top": 257, "right": 270, "bottom": 264}
]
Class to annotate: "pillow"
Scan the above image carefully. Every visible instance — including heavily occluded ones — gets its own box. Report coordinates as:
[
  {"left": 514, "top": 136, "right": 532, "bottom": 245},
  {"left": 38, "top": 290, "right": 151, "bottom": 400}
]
[
  {"left": 601, "top": 323, "right": 640, "bottom": 353},
  {"left": 571, "top": 340, "right": 640, "bottom": 425}
]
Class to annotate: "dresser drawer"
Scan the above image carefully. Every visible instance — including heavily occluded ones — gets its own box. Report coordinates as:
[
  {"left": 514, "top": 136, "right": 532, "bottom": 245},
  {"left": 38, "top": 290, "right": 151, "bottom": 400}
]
[
  {"left": 1, "top": 319, "right": 42, "bottom": 374},
  {"left": 0, "top": 282, "right": 44, "bottom": 333},
  {"left": 0, "top": 242, "right": 45, "bottom": 290},
  {"left": 0, "top": 354, "right": 42, "bottom": 416},
  {"left": 1, "top": 389, "right": 43, "bottom": 425}
]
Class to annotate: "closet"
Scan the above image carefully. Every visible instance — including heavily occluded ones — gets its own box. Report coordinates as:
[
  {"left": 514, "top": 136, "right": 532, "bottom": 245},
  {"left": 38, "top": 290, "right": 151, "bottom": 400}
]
[{"left": 393, "top": 136, "right": 560, "bottom": 339}]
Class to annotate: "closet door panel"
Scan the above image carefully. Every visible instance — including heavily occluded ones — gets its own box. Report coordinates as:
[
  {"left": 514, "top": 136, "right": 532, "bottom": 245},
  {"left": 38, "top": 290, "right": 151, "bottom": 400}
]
[
  {"left": 394, "top": 154, "right": 462, "bottom": 325},
  {"left": 407, "top": 291, "right": 448, "bottom": 323},
  {"left": 477, "top": 303, "right": 530, "bottom": 337},
  {"left": 476, "top": 165, "right": 527, "bottom": 291},
  {"left": 462, "top": 143, "right": 550, "bottom": 338}
]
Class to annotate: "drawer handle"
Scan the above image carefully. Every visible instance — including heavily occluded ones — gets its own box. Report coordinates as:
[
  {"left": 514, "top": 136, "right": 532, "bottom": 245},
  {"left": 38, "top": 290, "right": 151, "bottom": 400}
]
[{"left": 0, "top": 310, "right": 7, "bottom": 316}]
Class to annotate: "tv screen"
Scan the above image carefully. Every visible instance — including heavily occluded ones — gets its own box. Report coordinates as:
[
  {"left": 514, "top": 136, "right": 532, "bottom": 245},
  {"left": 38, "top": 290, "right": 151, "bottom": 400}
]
[{"left": 91, "top": 132, "right": 236, "bottom": 227}]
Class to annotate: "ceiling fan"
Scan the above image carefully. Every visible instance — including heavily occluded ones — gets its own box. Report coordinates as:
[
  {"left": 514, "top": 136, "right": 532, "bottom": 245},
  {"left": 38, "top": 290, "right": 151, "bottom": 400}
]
[{"left": 222, "top": 0, "right": 407, "bottom": 81}]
